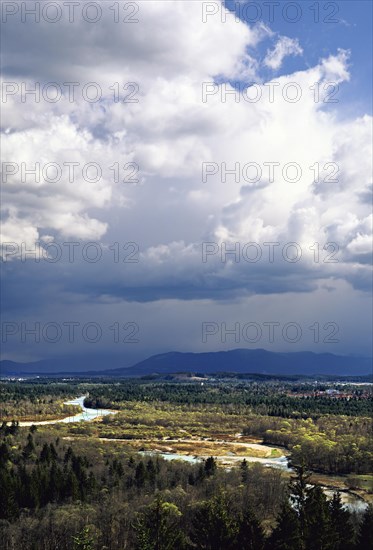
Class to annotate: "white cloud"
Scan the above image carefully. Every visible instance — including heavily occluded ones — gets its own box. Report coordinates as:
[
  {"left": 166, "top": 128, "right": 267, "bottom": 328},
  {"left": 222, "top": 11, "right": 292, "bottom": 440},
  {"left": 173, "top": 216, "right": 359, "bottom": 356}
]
[
  {"left": 1, "top": 116, "right": 112, "bottom": 241},
  {"left": 1, "top": 0, "right": 372, "bottom": 361},
  {"left": 264, "top": 36, "right": 303, "bottom": 70}
]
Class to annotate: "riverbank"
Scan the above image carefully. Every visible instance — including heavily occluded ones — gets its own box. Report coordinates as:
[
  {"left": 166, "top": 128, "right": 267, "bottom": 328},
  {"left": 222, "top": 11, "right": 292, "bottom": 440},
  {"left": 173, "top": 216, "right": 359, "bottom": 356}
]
[
  {"left": 11, "top": 395, "right": 370, "bottom": 510},
  {"left": 14, "top": 395, "right": 117, "bottom": 426},
  {"left": 95, "top": 435, "right": 369, "bottom": 510},
  {"left": 115, "top": 436, "right": 289, "bottom": 468}
]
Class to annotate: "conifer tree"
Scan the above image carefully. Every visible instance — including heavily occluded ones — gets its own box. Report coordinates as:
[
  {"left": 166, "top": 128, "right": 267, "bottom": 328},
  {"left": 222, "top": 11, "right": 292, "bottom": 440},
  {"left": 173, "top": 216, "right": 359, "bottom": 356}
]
[
  {"left": 267, "top": 501, "right": 302, "bottom": 550},
  {"left": 204, "top": 456, "right": 217, "bottom": 477},
  {"left": 356, "top": 505, "right": 373, "bottom": 549},
  {"left": 289, "top": 463, "right": 312, "bottom": 540},
  {"left": 240, "top": 459, "right": 249, "bottom": 483},
  {"left": 191, "top": 491, "right": 238, "bottom": 550},
  {"left": 22, "top": 433, "right": 35, "bottom": 459},
  {"left": 303, "top": 485, "right": 331, "bottom": 550},
  {"left": 236, "top": 506, "right": 265, "bottom": 550},
  {"left": 329, "top": 492, "right": 354, "bottom": 550}
]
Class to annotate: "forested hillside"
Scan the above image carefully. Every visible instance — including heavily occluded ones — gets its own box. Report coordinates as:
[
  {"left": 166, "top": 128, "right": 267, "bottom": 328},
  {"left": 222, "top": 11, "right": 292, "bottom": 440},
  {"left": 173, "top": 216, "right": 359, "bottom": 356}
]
[
  {"left": 1, "top": 379, "right": 372, "bottom": 549},
  {"left": 1, "top": 425, "right": 372, "bottom": 549}
]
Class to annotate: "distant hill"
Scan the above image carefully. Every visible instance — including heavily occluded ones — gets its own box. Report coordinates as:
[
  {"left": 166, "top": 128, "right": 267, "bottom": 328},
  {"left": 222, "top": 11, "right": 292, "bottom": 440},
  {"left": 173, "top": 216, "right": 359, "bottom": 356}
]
[
  {"left": 107, "top": 349, "right": 372, "bottom": 377},
  {"left": 0, "top": 354, "right": 133, "bottom": 376},
  {"left": 1, "top": 349, "right": 372, "bottom": 378}
]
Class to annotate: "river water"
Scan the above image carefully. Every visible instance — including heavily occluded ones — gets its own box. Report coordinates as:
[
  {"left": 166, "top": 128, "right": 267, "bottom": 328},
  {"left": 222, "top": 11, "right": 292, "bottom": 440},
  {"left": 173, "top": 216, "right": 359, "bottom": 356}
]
[
  {"left": 139, "top": 449, "right": 291, "bottom": 471},
  {"left": 17, "top": 395, "right": 115, "bottom": 426},
  {"left": 18, "top": 396, "right": 368, "bottom": 512}
]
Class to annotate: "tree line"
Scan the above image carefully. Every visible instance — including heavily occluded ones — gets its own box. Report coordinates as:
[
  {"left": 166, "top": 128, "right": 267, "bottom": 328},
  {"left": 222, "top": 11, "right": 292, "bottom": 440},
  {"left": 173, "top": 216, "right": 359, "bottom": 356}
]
[
  {"left": 0, "top": 427, "right": 371, "bottom": 549},
  {"left": 83, "top": 381, "right": 372, "bottom": 418}
]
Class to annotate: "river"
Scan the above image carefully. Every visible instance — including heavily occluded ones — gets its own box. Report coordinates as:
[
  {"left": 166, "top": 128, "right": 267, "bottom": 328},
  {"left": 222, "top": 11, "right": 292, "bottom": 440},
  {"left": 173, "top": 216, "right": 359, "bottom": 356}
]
[
  {"left": 138, "top": 450, "right": 367, "bottom": 512},
  {"left": 17, "top": 396, "right": 369, "bottom": 512},
  {"left": 139, "top": 450, "right": 290, "bottom": 470},
  {"left": 17, "top": 395, "right": 116, "bottom": 426}
]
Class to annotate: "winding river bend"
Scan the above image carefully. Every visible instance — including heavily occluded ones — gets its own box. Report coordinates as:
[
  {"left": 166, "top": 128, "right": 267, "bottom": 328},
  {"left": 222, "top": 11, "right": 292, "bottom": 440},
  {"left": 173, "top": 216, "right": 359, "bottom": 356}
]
[
  {"left": 17, "top": 395, "right": 115, "bottom": 426},
  {"left": 18, "top": 396, "right": 368, "bottom": 512}
]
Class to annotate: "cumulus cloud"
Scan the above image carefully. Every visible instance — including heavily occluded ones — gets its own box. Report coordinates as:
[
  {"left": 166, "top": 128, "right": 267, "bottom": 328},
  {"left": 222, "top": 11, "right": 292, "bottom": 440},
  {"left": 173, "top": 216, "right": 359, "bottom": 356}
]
[
  {"left": 1, "top": 116, "right": 112, "bottom": 240},
  {"left": 264, "top": 36, "right": 303, "bottom": 70},
  {"left": 1, "top": 1, "right": 372, "bottom": 359}
]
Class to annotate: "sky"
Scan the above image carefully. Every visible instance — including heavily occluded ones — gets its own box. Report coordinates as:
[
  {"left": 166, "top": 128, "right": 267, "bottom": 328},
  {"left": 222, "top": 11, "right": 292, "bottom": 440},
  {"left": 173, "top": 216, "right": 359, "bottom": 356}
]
[{"left": 1, "top": 0, "right": 372, "bottom": 368}]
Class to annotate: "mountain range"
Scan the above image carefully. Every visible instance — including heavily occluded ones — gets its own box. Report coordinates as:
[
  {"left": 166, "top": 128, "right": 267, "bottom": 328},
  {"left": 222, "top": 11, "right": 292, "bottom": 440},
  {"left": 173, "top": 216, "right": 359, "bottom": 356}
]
[{"left": 1, "top": 349, "right": 372, "bottom": 377}]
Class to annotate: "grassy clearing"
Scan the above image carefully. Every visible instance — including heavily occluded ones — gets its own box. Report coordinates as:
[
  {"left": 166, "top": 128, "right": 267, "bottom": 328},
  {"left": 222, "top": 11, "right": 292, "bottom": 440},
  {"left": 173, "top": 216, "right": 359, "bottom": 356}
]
[
  {"left": 122, "top": 439, "right": 281, "bottom": 458},
  {"left": 346, "top": 474, "right": 373, "bottom": 493}
]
